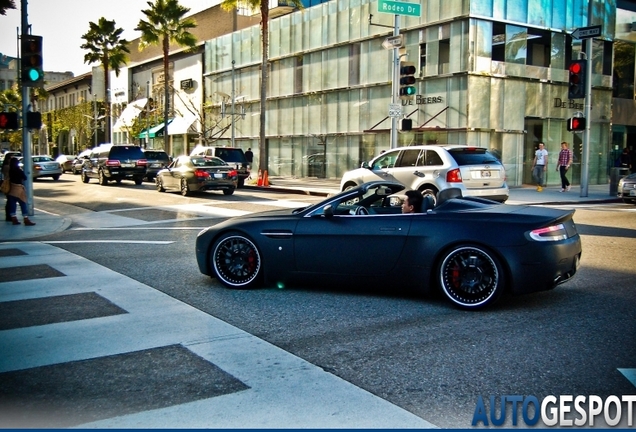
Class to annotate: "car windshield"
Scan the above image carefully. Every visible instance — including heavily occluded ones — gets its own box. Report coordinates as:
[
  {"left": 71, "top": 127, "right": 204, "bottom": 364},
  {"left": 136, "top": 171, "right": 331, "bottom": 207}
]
[
  {"left": 192, "top": 157, "right": 227, "bottom": 167},
  {"left": 448, "top": 148, "right": 501, "bottom": 165},
  {"left": 109, "top": 146, "right": 145, "bottom": 159},
  {"left": 144, "top": 151, "right": 170, "bottom": 161},
  {"left": 215, "top": 148, "right": 247, "bottom": 163}
]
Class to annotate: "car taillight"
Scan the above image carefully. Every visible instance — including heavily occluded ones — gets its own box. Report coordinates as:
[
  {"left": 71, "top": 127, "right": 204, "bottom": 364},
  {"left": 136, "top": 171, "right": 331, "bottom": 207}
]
[
  {"left": 528, "top": 224, "right": 568, "bottom": 241},
  {"left": 446, "top": 168, "right": 462, "bottom": 183},
  {"left": 194, "top": 169, "right": 210, "bottom": 178},
  {"left": 228, "top": 169, "right": 238, "bottom": 178},
  {"left": 137, "top": 159, "right": 147, "bottom": 166},
  {"left": 106, "top": 159, "right": 120, "bottom": 167}
]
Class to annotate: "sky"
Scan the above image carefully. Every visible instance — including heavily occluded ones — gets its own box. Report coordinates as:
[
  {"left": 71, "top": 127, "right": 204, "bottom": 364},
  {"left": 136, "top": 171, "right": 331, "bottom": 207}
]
[{"left": 0, "top": 0, "right": 217, "bottom": 76}]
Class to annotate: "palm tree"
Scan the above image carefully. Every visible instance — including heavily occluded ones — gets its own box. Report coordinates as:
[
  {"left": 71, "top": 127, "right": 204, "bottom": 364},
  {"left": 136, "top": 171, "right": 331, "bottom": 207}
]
[
  {"left": 80, "top": 18, "right": 130, "bottom": 143},
  {"left": 0, "top": 0, "right": 16, "bottom": 16},
  {"left": 221, "top": 0, "right": 302, "bottom": 173},
  {"left": 136, "top": 0, "right": 197, "bottom": 150}
]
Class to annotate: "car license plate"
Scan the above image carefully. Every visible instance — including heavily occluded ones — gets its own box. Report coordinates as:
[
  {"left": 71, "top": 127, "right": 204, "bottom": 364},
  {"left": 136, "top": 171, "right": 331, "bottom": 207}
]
[
  {"left": 481, "top": 170, "right": 492, "bottom": 178},
  {"left": 121, "top": 163, "right": 133, "bottom": 168},
  {"left": 214, "top": 173, "right": 224, "bottom": 179},
  {"left": 629, "top": 190, "right": 636, "bottom": 196}
]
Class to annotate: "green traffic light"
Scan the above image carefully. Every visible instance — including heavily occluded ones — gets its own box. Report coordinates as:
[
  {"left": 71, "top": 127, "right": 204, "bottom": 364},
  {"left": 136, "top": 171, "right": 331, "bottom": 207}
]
[{"left": 27, "top": 68, "right": 41, "bottom": 82}]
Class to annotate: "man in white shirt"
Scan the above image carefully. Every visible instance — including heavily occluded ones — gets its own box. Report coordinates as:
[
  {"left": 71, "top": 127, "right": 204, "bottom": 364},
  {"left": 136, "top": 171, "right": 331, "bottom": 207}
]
[{"left": 532, "top": 142, "right": 548, "bottom": 192}]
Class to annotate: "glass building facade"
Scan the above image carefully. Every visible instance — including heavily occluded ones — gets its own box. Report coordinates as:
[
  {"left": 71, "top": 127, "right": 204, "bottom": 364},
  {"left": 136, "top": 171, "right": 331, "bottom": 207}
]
[{"left": 204, "top": 0, "right": 617, "bottom": 186}]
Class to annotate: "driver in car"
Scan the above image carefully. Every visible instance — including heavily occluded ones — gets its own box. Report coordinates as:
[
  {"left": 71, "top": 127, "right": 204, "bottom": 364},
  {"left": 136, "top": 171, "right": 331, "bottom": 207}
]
[{"left": 402, "top": 190, "right": 423, "bottom": 213}]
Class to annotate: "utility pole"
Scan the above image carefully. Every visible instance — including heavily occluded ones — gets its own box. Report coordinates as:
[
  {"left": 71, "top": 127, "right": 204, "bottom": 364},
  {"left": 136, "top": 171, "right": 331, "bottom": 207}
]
[
  {"left": 20, "top": 0, "right": 33, "bottom": 216},
  {"left": 390, "top": 15, "right": 399, "bottom": 149}
]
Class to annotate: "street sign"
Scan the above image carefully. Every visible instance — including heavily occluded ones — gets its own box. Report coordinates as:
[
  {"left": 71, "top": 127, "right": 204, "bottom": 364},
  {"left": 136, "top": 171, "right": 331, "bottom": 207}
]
[
  {"left": 571, "top": 25, "right": 602, "bottom": 40},
  {"left": 388, "top": 103, "right": 403, "bottom": 118},
  {"left": 377, "top": 0, "right": 421, "bottom": 17},
  {"left": 382, "top": 35, "right": 403, "bottom": 50}
]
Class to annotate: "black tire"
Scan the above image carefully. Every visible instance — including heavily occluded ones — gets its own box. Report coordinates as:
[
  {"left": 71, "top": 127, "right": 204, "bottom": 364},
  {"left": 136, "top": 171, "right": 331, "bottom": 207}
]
[
  {"left": 81, "top": 171, "right": 90, "bottom": 183},
  {"left": 342, "top": 182, "right": 358, "bottom": 192},
  {"left": 210, "top": 232, "right": 262, "bottom": 289},
  {"left": 223, "top": 188, "right": 235, "bottom": 196},
  {"left": 156, "top": 177, "right": 166, "bottom": 192},
  {"left": 99, "top": 170, "right": 108, "bottom": 186},
  {"left": 134, "top": 177, "right": 143, "bottom": 185},
  {"left": 52, "top": 175, "right": 60, "bottom": 181},
  {"left": 438, "top": 245, "right": 504, "bottom": 310},
  {"left": 180, "top": 178, "right": 190, "bottom": 196}
]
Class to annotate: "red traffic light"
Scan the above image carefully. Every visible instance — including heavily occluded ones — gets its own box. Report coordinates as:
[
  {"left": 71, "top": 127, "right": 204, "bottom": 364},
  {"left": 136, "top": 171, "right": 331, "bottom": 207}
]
[
  {"left": 569, "top": 62, "right": 581, "bottom": 74},
  {"left": 567, "top": 117, "right": 586, "bottom": 131},
  {"left": 0, "top": 112, "right": 19, "bottom": 130},
  {"left": 568, "top": 60, "right": 587, "bottom": 99}
]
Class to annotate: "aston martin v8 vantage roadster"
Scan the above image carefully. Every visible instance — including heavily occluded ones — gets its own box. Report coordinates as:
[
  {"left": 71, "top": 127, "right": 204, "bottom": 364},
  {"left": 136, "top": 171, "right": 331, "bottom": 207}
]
[{"left": 195, "top": 181, "right": 582, "bottom": 310}]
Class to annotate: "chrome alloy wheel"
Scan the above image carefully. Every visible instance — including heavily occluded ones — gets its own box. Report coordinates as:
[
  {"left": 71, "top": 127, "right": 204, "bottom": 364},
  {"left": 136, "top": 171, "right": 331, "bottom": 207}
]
[{"left": 212, "top": 234, "right": 262, "bottom": 288}]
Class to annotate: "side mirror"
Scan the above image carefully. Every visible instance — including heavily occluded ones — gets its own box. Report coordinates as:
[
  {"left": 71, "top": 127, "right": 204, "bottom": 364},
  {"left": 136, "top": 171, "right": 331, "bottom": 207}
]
[
  {"left": 361, "top": 161, "right": 370, "bottom": 169},
  {"left": 322, "top": 204, "right": 334, "bottom": 218}
]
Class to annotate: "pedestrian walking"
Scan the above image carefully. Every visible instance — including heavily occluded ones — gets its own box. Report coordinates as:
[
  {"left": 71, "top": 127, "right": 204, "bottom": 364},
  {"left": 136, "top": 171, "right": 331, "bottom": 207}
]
[
  {"left": 2, "top": 153, "right": 13, "bottom": 221},
  {"left": 6, "top": 157, "right": 35, "bottom": 226},
  {"left": 556, "top": 141, "right": 573, "bottom": 192},
  {"left": 245, "top": 148, "right": 253, "bottom": 164},
  {"left": 532, "top": 142, "right": 548, "bottom": 192},
  {"left": 619, "top": 147, "right": 631, "bottom": 170}
]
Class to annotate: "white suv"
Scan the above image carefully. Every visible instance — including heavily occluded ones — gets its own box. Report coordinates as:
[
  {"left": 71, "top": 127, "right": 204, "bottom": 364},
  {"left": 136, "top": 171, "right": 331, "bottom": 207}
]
[{"left": 340, "top": 145, "right": 508, "bottom": 203}]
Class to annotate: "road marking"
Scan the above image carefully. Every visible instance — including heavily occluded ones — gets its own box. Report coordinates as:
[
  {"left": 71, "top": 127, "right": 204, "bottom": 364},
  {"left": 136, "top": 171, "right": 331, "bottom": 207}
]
[{"left": 43, "top": 240, "right": 174, "bottom": 244}]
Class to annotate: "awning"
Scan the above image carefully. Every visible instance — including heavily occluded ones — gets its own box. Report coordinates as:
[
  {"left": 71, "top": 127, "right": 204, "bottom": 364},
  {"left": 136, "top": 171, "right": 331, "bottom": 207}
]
[
  {"left": 113, "top": 98, "right": 148, "bottom": 132},
  {"left": 167, "top": 114, "right": 197, "bottom": 135},
  {"left": 138, "top": 119, "right": 172, "bottom": 139}
]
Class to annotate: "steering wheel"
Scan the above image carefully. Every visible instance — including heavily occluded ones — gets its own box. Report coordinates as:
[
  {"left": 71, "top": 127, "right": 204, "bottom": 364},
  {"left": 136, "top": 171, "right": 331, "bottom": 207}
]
[{"left": 355, "top": 206, "right": 369, "bottom": 215}]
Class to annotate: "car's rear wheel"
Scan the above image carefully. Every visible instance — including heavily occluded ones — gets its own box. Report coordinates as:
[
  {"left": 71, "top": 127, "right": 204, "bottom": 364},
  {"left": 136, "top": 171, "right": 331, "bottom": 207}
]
[
  {"left": 419, "top": 186, "right": 438, "bottom": 205},
  {"left": 438, "top": 245, "right": 504, "bottom": 310},
  {"left": 134, "top": 177, "right": 143, "bottom": 185},
  {"left": 342, "top": 182, "right": 358, "bottom": 192},
  {"left": 180, "top": 178, "right": 190, "bottom": 196},
  {"left": 52, "top": 175, "right": 60, "bottom": 181},
  {"left": 223, "top": 188, "right": 235, "bottom": 196},
  {"left": 99, "top": 170, "right": 108, "bottom": 185},
  {"left": 210, "top": 233, "right": 262, "bottom": 289},
  {"left": 81, "top": 171, "right": 89, "bottom": 183},
  {"left": 156, "top": 177, "right": 166, "bottom": 192}
]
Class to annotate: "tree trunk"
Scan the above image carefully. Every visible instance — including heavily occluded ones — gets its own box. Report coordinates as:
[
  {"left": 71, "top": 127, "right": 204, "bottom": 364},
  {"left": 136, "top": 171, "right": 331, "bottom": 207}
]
[
  {"left": 163, "top": 35, "right": 170, "bottom": 155},
  {"left": 259, "top": 3, "right": 268, "bottom": 174},
  {"left": 104, "top": 55, "right": 110, "bottom": 144}
]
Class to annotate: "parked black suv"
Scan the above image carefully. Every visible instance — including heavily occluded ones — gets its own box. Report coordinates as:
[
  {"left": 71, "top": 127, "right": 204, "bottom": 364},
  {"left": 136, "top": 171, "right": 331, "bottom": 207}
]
[
  {"left": 81, "top": 144, "right": 147, "bottom": 185},
  {"left": 190, "top": 146, "right": 250, "bottom": 187},
  {"left": 142, "top": 149, "right": 171, "bottom": 181}
]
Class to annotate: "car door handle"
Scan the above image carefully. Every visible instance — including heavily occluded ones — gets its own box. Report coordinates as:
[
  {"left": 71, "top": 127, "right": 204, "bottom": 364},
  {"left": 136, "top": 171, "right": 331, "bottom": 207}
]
[{"left": 413, "top": 170, "right": 425, "bottom": 177}]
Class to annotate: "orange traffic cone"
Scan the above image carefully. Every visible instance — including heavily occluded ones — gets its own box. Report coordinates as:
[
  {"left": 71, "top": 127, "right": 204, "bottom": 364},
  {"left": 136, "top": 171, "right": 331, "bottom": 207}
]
[
  {"left": 263, "top": 170, "right": 269, "bottom": 187},
  {"left": 257, "top": 169, "right": 263, "bottom": 186}
]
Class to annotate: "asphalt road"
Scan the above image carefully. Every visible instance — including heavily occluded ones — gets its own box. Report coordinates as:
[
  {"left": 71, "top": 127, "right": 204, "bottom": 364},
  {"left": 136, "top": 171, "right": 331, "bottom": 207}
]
[{"left": 27, "top": 175, "right": 636, "bottom": 428}]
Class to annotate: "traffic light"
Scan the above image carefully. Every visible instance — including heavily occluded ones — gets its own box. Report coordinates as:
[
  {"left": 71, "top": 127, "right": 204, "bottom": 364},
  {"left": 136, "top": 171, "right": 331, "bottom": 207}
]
[
  {"left": 399, "top": 61, "right": 416, "bottom": 100},
  {"left": 567, "top": 117, "right": 586, "bottom": 131},
  {"left": 26, "top": 112, "right": 42, "bottom": 129},
  {"left": 21, "top": 35, "right": 44, "bottom": 87},
  {"left": 567, "top": 60, "right": 587, "bottom": 99},
  {"left": 401, "top": 118, "right": 413, "bottom": 131},
  {"left": 0, "top": 112, "right": 19, "bottom": 130}
]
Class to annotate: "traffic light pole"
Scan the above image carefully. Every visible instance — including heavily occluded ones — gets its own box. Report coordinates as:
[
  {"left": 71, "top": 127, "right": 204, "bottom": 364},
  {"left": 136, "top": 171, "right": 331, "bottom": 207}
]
[
  {"left": 390, "top": 14, "right": 400, "bottom": 149},
  {"left": 21, "top": 0, "right": 34, "bottom": 216},
  {"left": 580, "top": 37, "right": 593, "bottom": 198}
]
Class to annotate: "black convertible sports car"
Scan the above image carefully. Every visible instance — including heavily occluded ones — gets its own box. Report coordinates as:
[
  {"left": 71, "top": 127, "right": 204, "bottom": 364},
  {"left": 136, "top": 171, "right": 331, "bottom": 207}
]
[{"left": 195, "top": 181, "right": 582, "bottom": 310}]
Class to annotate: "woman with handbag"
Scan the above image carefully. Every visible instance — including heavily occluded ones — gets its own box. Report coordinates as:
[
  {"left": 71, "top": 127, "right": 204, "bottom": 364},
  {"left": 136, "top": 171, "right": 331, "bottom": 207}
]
[{"left": 6, "top": 157, "right": 35, "bottom": 226}]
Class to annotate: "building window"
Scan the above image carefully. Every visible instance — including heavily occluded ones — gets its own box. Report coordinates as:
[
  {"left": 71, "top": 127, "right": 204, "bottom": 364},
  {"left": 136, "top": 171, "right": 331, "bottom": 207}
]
[
  {"left": 349, "top": 43, "right": 360, "bottom": 86},
  {"left": 295, "top": 55, "right": 303, "bottom": 94},
  {"left": 613, "top": 40, "right": 635, "bottom": 99},
  {"left": 439, "top": 39, "right": 450, "bottom": 74},
  {"left": 420, "top": 43, "right": 427, "bottom": 73}
]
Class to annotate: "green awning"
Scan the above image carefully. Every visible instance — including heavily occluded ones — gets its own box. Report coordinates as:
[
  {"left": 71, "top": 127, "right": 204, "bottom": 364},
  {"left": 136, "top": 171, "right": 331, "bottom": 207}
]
[{"left": 139, "top": 119, "right": 172, "bottom": 139}]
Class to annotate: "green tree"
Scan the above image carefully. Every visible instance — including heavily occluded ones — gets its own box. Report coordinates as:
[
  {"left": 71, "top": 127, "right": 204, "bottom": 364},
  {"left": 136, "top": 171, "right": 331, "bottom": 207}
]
[
  {"left": 136, "top": 0, "right": 197, "bottom": 148},
  {"left": 221, "top": 0, "right": 302, "bottom": 173},
  {"left": 0, "top": 0, "right": 16, "bottom": 16},
  {"left": 80, "top": 17, "right": 131, "bottom": 144}
]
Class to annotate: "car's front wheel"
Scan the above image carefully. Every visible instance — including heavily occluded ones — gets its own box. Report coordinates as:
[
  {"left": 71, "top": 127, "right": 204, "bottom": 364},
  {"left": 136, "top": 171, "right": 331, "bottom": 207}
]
[
  {"left": 438, "top": 245, "right": 504, "bottom": 310},
  {"left": 210, "top": 232, "right": 262, "bottom": 289},
  {"left": 156, "top": 177, "right": 166, "bottom": 192},
  {"left": 180, "top": 178, "right": 190, "bottom": 196}
]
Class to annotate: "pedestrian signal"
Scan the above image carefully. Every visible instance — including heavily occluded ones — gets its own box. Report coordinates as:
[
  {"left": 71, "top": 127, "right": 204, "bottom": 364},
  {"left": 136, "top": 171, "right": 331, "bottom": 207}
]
[
  {"left": 567, "top": 117, "right": 586, "bottom": 132},
  {"left": 0, "top": 112, "right": 19, "bottom": 130}
]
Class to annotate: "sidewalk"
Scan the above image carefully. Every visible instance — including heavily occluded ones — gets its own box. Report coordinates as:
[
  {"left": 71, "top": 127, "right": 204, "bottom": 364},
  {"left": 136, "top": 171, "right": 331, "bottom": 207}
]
[{"left": 0, "top": 180, "right": 621, "bottom": 242}]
